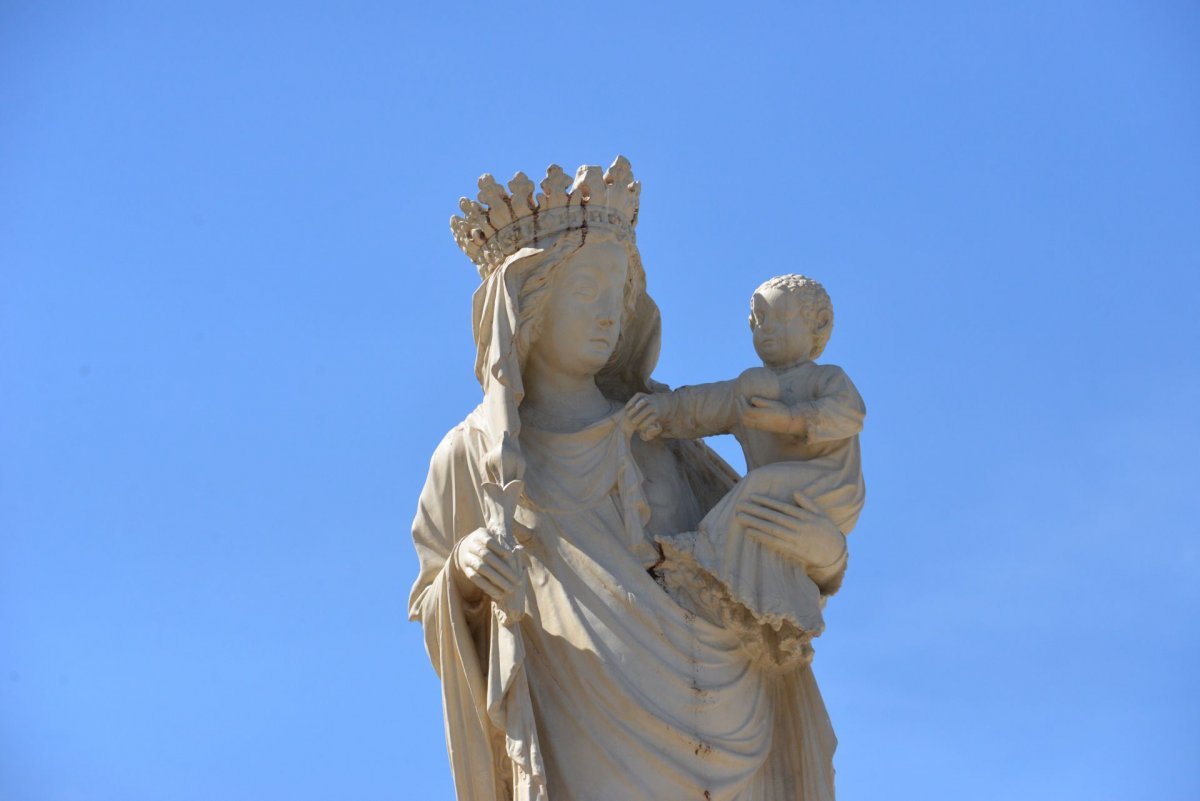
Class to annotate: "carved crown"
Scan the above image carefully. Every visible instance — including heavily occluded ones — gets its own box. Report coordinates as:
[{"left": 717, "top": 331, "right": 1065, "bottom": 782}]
[{"left": 450, "top": 156, "right": 641, "bottom": 278}]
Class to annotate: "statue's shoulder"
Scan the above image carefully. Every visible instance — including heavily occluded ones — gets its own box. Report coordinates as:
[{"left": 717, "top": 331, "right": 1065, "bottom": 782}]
[
  {"left": 806, "top": 363, "right": 866, "bottom": 416},
  {"left": 430, "top": 407, "right": 489, "bottom": 468},
  {"left": 810, "top": 361, "right": 850, "bottom": 379},
  {"left": 806, "top": 361, "right": 859, "bottom": 390}
]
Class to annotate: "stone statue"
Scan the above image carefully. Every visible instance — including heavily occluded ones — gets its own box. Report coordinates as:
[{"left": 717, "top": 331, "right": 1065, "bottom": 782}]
[{"left": 408, "top": 157, "right": 863, "bottom": 800}]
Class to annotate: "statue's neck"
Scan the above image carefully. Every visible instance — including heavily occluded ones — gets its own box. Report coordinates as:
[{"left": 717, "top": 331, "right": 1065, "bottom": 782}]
[
  {"left": 520, "top": 364, "right": 614, "bottom": 432},
  {"left": 766, "top": 356, "right": 813, "bottom": 374}
]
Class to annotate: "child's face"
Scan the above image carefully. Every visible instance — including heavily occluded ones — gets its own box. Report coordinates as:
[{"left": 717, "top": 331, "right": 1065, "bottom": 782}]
[{"left": 751, "top": 288, "right": 814, "bottom": 368}]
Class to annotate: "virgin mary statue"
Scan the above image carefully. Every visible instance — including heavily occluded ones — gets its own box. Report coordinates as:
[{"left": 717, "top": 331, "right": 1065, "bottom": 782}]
[{"left": 408, "top": 158, "right": 847, "bottom": 801}]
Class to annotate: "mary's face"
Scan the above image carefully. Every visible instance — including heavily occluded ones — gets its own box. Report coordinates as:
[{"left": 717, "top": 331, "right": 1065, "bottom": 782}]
[{"left": 531, "top": 240, "right": 629, "bottom": 379}]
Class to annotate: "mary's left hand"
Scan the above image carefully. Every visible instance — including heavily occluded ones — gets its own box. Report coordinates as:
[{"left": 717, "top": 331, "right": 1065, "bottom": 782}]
[{"left": 735, "top": 490, "right": 847, "bottom": 575}]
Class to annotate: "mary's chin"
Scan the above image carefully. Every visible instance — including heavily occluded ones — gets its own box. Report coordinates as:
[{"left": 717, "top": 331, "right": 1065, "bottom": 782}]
[{"left": 578, "top": 348, "right": 615, "bottom": 374}]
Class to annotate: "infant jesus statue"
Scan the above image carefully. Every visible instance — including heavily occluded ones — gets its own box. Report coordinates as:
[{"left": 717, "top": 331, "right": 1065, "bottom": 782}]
[{"left": 630, "top": 274, "right": 865, "bottom": 656}]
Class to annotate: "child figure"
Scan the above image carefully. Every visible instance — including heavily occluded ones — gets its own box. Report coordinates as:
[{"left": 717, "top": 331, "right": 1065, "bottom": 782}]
[{"left": 631, "top": 274, "right": 865, "bottom": 647}]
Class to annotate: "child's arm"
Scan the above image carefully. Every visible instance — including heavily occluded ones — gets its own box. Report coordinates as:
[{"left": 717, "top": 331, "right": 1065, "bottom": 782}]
[{"left": 627, "top": 379, "right": 741, "bottom": 440}]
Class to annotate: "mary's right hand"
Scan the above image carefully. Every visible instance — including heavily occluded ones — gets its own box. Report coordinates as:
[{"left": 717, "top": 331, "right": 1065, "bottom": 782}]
[
  {"left": 451, "top": 527, "right": 521, "bottom": 603},
  {"left": 735, "top": 490, "right": 847, "bottom": 575}
]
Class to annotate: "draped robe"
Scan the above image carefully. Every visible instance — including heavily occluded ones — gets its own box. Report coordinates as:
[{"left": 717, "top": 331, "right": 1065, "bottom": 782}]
[{"left": 409, "top": 405, "right": 839, "bottom": 801}]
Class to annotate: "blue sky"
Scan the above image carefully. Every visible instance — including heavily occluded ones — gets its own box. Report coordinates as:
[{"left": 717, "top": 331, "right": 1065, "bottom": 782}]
[{"left": 3, "top": 2, "right": 1198, "bottom": 799}]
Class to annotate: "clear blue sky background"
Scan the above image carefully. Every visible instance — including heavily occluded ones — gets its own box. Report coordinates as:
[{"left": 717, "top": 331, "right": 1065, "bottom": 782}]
[{"left": 3, "top": 2, "right": 1198, "bottom": 799}]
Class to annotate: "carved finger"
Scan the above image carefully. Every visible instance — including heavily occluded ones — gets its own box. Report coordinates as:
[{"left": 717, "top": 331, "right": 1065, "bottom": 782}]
[
  {"left": 474, "top": 562, "right": 515, "bottom": 597},
  {"left": 736, "top": 500, "right": 799, "bottom": 531},
  {"left": 791, "top": 490, "right": 819, "bottom": 514},
  {"left": 626, "top": 403, "right": 649, "bottom": 422},
  {"left": 743, "top": 528, "right": 806, "bottom": 560},
  {"left": 749, "top": 493, "right": 812, "bottom": 520},
  {"left": 735, "top": 511, "right": 792, "bottom": 542},
  {"left": 628, "top": 405, "right": 657, "bottom": 428},
  {"left": 470, "top": 573, "right": 505, "bottom": 600},
  {"left": 459, "top": 547, "right": 485, "bottom": 573},
  {"left": 740, "top": 521, "right": 802, "bottom": 555},
  {"left": 742, "top": 525, "right": 788, "bottom": 546},
  {"left": 481, "top": 549, "right": 519, "bottom": 586},
  {"left": 466, "top": 534, "right": 494, "bottom": 558},
  {"left": 483, "top": 534, "right": 514, "bottom": 558},
  {"left": 477, "top": 561, "right": 516, "bottom": 592},
  {"left": 460, "top": 554, "right": 495, "bottom": 584}
]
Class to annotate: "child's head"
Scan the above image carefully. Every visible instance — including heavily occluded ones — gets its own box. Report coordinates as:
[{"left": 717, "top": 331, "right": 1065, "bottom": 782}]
[{"left": 748, "top": 274, "right": 834, "bottom": 368}]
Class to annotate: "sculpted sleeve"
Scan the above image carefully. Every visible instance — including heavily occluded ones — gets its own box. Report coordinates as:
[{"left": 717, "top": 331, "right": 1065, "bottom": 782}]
[
  {"left": 407, "top": 424, "right": 509, "bottom": 801},
  {"left": 799, "top": 365, "right": 866, "bottom": 444},
  {"left": 408, "top": 425, "right": 487, "bottom": 628},
  {"left": 658, "top": 379, "right": 741, "bottom": 440}
]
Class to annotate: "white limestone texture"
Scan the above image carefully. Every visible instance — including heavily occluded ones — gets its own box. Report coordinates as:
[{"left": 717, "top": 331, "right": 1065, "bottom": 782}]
[{"left": 409, "top": 157, "right": 865, "bottom": 800}]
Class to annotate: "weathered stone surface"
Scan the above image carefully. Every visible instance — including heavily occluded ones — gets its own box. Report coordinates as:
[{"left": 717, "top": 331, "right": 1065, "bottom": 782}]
[{"left": 409, "top": 159, "right": 865, "bottom": 800}]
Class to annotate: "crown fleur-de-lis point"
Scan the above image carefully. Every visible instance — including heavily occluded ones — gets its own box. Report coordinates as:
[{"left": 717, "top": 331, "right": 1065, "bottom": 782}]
[
  {"left": 477, "top": 174, "right": 513, "bottom": 229},
  {"left": 449, "top": 215, "right": 484, "bottom": 268},
  {"left": 569, "top": 165, "right": 607, "bottom": 208},
  {"left": 458, "top": 196, "right": 494, "bottom": 236},
  {"left": 604, "top": 155, "right": 633, "bottom": 190},
  {"left": 507, "top": 172, "right": 536, "bottom": 215},
  {"left": 537, "top": 164, "right": 571, "bottom": 210},
  {"left": 602, "top": 156, "right": 637, "bottom": 220}
]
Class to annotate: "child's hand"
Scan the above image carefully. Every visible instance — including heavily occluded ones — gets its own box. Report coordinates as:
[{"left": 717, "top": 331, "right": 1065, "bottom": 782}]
[
  {"left": 738, "top": 396, "right": 796, "bottom": 434},
  {"left": 625, "top": 393, "right": 668, "bottom": 440},
  {"left": 736, "top": 367, "right": 781, "bottom": 401}
]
